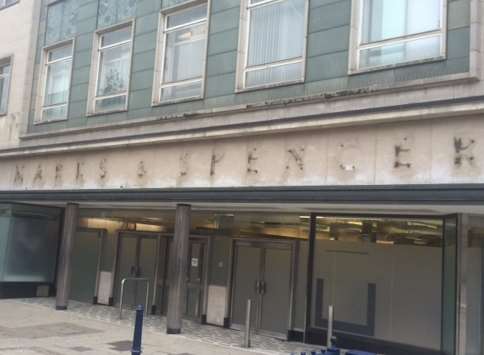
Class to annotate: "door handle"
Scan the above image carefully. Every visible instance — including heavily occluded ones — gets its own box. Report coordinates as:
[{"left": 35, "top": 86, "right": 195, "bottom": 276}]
[
  {"left": 255, "top": 280, "right": 260, "bottom": 294},
  {"left": 261, "top": 281, "right": 266, "bottom": 295}
]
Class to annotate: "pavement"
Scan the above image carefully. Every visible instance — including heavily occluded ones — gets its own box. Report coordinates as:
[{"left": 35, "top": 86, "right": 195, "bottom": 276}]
[{"left": 0, "top": 298, "right": 316, "bottom": 355}]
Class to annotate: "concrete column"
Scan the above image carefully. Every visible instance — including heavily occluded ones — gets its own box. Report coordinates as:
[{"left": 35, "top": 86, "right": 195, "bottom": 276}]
[
  {"left": 55, "top": 203, "right": 79, "bottom": 310},
  {"left": 167, "top": 204, "right": 191, "bottom": 334}
]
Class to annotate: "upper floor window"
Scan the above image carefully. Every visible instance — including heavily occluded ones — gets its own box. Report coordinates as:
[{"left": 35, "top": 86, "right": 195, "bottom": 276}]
[
  {"left": 40, "top": 43, "right": 73, "bottom": 122},
  {"left": 0, "top": 59, "right": 11, "bottom": 115},
  {"left": 237, "top": 0, "right": 308, "bottom": 90},
  {"left": 0, "top": 0, "right": 18, "bottom": 10},
  {"left": 89, "top": 23, "right": 133, "bottom": 114},
  {"left": 350, "top": 0, "right": 446, "bottom": 72},
  {"left": 154, "top": 4, "right": 209, "bottom": 104}
]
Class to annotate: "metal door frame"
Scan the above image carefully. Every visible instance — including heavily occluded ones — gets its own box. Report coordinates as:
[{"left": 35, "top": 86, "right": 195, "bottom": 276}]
[
  {"left": 75, "top": 227, "right": 106, "bottom": 302},
  {"left": 162, "top": 234, "right": 210, "bottom": 320},
  {"left": 228, "top": 237, "right": 297, "bottom": 339},
  {"left": 113, "top": 230, "right": 167, "bottom": 310}
]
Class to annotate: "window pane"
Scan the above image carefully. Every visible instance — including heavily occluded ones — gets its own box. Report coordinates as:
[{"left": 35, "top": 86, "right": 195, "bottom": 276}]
[
  {"left": 95, "top": 95, "right": 127, "bottom": 112},
  {"left": 247, "top": 0, "right": 306, "bottom": 67},
  {"left": 312, "top": 216, "right": 443, "bottom": 350},
  {"left": 97, "top": 43, "right": 131, "bottom": 96},
  {"left": 362, "top": 0, "right": 441, "bottom": 43},
  {"left": 0, "top": 63, "right": 10, "bottom": 114},
  {"left": 161, "top": 80, "right": 202, "bottom": 101},
  {"left": 360, "top": 35, "right": 441, "bottom": 69},
  {"left": 167, "top": 4, "right": 207, "bottom": 29},
  {"left": 101, "top": 26, "right": 132, "bottom": 47},
  {"left": 245, "top": 61, "right": 303, "bottom": 87},
  {"left": 48, "top": 44, "right": 72, "bottom": 62},
  {"left": 44, "top": 59, "right": 72, "bottom": 106},
  {"left": 163, "top": 23, "right": 206, "bottom": 84},
  {"left": 42, "top": 105, "right": 68, "bottom": 121}
]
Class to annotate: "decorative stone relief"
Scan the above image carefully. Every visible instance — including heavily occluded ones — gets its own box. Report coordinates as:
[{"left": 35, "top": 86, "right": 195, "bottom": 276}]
[{"left": 98, "top": 0, "right": 137, "bottom": 28}]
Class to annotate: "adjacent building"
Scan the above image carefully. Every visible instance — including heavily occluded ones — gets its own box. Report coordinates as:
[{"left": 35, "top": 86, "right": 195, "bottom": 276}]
[{"left": 0, "top": 1, "right": 483, "bottom": 355}]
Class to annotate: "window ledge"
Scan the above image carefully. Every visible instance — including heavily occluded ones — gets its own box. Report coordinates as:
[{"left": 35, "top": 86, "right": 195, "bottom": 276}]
[
  {"left": 87, "top": 109, "right": 128, "bottom": 118},
  {"left": 348, "top": 56, "right": 447, "bottom": 76},
  {"left": 33, "top": 118, "right": 68, "bottom": 125},
  {"left": 235, "top": 78, "right": 305, "bottom": 94},
  {"left": 152, "top": 96, "right": 204, "bottom": 107}
]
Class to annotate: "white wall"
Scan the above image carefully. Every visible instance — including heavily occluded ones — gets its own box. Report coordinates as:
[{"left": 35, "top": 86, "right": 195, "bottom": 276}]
[{"left": 0, "top": 0, "right": 39, "bottom": 149}]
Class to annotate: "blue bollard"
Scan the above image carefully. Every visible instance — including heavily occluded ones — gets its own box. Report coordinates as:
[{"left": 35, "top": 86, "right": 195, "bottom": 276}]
[
  {"left": 326, "top": 348, "right": 340, "bottom": 355},
  {"left": 131, "top": 305, "right": 144, "bottom": 355}
]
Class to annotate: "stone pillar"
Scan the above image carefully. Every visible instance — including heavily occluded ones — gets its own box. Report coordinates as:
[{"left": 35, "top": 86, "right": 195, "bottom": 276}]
[
  {"left": 55, "top": 203, "right": 79, "bottom": 310},
  {"left": 167, "top": 204, "right": 191, "bottom": 334}
]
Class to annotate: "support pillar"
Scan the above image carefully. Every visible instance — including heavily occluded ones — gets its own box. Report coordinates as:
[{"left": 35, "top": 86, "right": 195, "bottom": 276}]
[
  {"left": 55, "top": 203, "right": 79, "bottom": 310},
  {"left": 166, "top": 204, "right": 191, "bottom": 334}
]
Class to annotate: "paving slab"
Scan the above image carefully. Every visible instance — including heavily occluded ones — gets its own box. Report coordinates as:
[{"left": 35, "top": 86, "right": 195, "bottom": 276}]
[{"left": 0, "top": 299, "right": 317, "bottom": 355}]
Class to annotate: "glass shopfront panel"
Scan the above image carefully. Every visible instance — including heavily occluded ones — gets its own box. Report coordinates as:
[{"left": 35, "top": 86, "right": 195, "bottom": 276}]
[
  {"left": 463, "top": 215, "right": 484, "bottom": 355},
  {"left": 311, "top": 215, "right": 446, "bottom": 354}
]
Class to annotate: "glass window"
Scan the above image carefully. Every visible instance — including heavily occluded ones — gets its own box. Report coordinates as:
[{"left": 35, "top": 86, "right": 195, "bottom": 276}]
[
  {"left": 0, "top": 60, "right": 11, "bottom": 115},
  {"left": 356, "top": 0, "right": 444, "bottom": 70},
  {"left": 311, "top": 216, "right": 444, "bottom": 353},
  {"left": 0, "top": 0, "right": 18, "bottom": 10},
  {"left": 41, "top": 44, "right": 73, "bottom": 121},
  {"left": 242, "top": 0, "right": 307, "bottom": 88},
  {"left": 159, "top": 4, "right": 208, "bottom": 103},
  {"left": 94, "top": 25, "right": 133, "bottom": 113},
  {"left": 45, "top": 0, "right": 78, "bottom": 45}
]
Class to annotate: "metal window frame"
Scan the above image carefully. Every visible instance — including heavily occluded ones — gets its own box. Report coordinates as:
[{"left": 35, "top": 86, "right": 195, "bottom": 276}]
[
  {"left": 35, "top": 39, "right": 75, "bottom": 124},
  {"left": 87, "top": 20, "right": 135, "bottom": 116},
  {"left": 235, "top": 0, "right": 309, "bottom": 92},
  {"left": 0, "top": 57, "right": 12, "bottom": 116},
  {"left": 152, "top": 1, "right": 210, "bottom": 106},
  {"left": 348, "top": 0, "right": 448, "bottom": 74}
]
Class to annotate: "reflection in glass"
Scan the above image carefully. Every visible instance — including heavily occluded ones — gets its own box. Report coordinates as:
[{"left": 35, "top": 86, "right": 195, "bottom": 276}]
[
  {"left": 312, "top": 216, "right": 443, "bottom": 352},
  {"left": 245, "top": 0, "right": 306, "bottom": 87}
]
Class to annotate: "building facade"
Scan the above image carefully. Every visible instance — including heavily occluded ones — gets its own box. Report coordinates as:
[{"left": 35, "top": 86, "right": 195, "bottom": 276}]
[{"left": 0, "top": 0, "right": 483, "bottom": 354}]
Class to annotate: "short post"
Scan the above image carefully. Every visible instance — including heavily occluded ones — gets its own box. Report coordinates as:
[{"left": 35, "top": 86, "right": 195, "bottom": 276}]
[
  {"left": 327, "top": 305, "right": 334, "bottom": 349},
  {"left": 243, "top": 299, "right": 252, "bottom": 348},
  {"left": 131, "top": 305, "right": 144, "bottom": 355}
]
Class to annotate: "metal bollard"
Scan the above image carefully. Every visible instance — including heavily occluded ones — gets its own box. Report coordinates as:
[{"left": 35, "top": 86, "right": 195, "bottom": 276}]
[
  {"left": 131, "top": 305, "right": 144, "bottom": 355},
  {"left": 243, "top": 299, "right": 252, "bottom": 348},
  {"left": 327, "top": 305, "right": 334, "bottom": 349}
]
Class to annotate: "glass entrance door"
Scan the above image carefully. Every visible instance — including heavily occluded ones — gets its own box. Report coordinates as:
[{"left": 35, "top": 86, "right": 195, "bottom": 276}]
[
  {"left": 185, "top": 239, "right": 206, "bottom": 319},
  {"left": 114, "top": 232, "right": 160, "bottom": 311},
  {"left": 70, "top": 228, "right": 104, "bottom": 303},
  {"left": 231, "top": 241, "right": 293, "bottom": 337}
]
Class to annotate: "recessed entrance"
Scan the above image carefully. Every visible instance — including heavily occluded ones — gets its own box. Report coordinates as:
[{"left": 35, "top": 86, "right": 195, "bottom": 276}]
[
  {"left": 114, "top": 231, "right": 164, "bottom": 313},
  {"left": 230, "top": 240, "right": 294, "bottom": 338}
]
